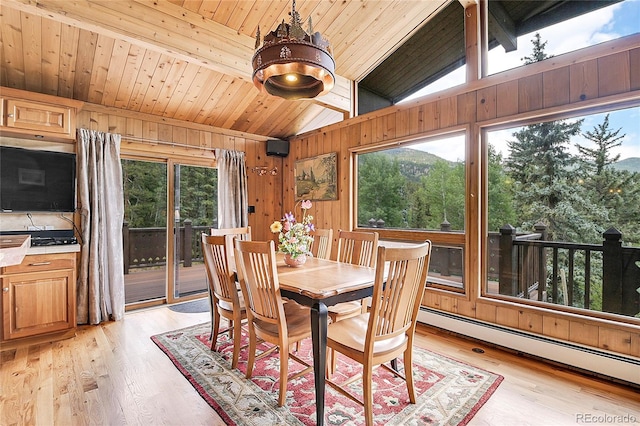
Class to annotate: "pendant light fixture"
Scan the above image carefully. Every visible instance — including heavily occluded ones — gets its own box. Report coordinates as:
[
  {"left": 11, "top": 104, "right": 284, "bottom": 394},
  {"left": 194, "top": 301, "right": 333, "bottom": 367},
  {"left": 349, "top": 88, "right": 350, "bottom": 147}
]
[{"left": 252, "top": 0, "right": 335, "bottom": 100}]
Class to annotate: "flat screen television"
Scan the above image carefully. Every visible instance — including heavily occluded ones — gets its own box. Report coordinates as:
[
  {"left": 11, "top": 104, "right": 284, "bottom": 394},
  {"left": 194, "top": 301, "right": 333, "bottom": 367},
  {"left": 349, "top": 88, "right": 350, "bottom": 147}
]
[{"left": 0, "top": 146, "right": 76, "bottom": 212}]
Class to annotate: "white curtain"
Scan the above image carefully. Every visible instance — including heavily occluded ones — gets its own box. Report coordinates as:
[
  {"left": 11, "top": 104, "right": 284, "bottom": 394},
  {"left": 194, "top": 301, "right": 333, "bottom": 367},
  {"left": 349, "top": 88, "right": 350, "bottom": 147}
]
[
  {"left": 76, "top": 128, "right": 125, "bottom": 325},
  {"left": 216, "top": 149, "right": 248, "bottom": 228}
]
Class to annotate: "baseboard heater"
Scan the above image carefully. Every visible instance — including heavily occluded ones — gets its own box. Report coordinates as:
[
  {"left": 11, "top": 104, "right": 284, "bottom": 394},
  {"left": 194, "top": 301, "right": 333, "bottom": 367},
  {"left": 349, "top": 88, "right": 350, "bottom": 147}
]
[{"left": 417, "top": 308, "right": 639, "bottom": 386}]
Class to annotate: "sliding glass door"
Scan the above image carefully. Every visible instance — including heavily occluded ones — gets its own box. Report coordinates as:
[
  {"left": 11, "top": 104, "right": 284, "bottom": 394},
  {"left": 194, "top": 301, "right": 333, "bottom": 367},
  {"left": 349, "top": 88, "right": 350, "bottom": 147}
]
[
  {"left": 172, "top": 163, "right": 218, "bottom": 299},
  {"left": 122, "top": 158, "right": 218, "bottom": 306},
  {"left": 122, "top": 159, "right": 168, "bottom": 304}
]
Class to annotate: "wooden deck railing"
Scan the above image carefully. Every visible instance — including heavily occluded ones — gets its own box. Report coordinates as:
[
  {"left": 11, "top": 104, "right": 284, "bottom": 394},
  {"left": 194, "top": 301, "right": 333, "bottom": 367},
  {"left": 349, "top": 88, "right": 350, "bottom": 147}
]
[
  {"left": 499, "top": 224, "right": 640, "bottom": 317},
  {"left": 122, "top": 220, "right": 210, "bottom": 274}
]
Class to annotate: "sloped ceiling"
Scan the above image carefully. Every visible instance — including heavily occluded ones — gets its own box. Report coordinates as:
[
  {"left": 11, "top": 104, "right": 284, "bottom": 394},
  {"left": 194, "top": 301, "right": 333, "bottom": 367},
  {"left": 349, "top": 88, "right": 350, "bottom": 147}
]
[{"left": 1, "top": 1, "right": 622, "bottom": 140}]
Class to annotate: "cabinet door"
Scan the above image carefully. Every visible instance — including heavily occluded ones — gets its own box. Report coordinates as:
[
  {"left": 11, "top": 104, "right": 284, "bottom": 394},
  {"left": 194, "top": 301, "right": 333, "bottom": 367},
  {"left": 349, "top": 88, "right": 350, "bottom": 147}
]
[
  {"left": 4, "top": 98, "right": 72, "bottom": 135},
  {"left": 1, "top": 268, "right": 75, "bottom": 340}
]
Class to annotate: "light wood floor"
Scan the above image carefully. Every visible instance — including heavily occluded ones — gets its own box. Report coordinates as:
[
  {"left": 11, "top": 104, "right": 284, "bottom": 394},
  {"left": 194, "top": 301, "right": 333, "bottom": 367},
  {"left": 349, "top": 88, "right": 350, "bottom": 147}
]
[{"left": 1, "top": 303, "right": 638, "bottom": 426}]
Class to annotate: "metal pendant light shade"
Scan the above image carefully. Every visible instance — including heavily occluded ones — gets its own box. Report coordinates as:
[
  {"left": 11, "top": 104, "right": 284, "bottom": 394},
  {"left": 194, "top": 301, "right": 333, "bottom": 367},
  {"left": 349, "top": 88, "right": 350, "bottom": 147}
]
[{"left": 252, "top": 1, "right": 335, "bottom": 100}]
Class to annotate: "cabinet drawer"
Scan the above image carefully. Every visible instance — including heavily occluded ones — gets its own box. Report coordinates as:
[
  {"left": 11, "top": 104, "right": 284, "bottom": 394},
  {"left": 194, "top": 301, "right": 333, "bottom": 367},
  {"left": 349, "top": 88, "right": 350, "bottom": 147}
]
[{"left": 2, "top": 253, "right": 76, "bottom": 274}]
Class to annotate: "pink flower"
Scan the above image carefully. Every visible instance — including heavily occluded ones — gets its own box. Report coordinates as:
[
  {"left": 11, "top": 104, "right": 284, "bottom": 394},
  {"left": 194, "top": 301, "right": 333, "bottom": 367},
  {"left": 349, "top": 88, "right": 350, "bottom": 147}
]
[
  {"left": 301, "top": 200, "right": 312, "bottom": 210},
  {"left": 283, "top": 221, "right": 291, "bottom": 231}
]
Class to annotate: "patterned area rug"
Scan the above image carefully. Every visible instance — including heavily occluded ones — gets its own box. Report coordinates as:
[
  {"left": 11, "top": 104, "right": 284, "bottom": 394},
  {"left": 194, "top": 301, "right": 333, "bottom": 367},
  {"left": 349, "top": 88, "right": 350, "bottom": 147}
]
[{"left": 151, "top": 322, "right": 503, "bottom": 426}]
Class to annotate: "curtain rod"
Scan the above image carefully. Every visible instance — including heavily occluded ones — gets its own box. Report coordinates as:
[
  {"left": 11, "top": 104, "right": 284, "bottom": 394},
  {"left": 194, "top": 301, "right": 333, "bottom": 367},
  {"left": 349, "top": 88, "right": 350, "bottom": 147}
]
[{"left": 120, "top": 135, "right": 216, "bottom": 152}]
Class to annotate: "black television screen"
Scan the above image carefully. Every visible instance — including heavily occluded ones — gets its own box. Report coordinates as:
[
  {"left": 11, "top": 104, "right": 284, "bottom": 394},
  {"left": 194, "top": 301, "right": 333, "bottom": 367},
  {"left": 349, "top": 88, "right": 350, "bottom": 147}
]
[{"left": 0, "top": 146, "right": 76, "bottom": 212}]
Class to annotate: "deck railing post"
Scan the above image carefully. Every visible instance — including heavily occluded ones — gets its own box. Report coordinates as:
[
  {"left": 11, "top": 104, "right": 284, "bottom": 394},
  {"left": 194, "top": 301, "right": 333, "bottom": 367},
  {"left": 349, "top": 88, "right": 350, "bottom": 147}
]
[
  {"left": 499, "top": 224, "right": 517, "bottom": 296},
  {"left": 123, "top": 221, "right": 130, "bottom": 275},
  {"left": 602, "top": 227, "right": 622, "bottom": 314},
  {"left": 184, "top": 219, "right": 192, "bottom": 267},
  {"left": 534, "top": 222, "right": 547, "bottom": 301}
]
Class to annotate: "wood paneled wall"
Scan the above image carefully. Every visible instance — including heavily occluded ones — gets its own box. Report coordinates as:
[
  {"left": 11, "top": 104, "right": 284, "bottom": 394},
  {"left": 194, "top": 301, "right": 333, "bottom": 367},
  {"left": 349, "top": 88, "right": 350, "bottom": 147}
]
[
  {"left": 285, "top": 34, "right": 640, "bottom": 359},
  {"left": 76, "top": 103, "right": 283, "bottom": 242}
]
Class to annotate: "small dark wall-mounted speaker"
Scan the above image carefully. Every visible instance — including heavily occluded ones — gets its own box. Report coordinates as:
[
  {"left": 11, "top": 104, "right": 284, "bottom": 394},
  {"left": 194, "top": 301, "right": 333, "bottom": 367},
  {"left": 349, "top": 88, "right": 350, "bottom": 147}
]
[{"left": 266, "top": 139, "right": 289, "bottom": 157}]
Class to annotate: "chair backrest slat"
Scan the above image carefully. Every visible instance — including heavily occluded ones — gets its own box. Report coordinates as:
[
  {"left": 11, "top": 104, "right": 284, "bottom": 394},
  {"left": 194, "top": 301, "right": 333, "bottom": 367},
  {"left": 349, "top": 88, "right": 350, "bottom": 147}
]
[{"left": 336, "top": 230, "right": 379, "bottom": 267}]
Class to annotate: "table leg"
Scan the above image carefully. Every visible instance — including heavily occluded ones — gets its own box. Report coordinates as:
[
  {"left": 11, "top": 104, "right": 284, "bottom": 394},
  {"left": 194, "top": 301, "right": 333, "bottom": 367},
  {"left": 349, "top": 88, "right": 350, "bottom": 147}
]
[{"left": 310, "top": 301, "right": 328, "bottom": 426}]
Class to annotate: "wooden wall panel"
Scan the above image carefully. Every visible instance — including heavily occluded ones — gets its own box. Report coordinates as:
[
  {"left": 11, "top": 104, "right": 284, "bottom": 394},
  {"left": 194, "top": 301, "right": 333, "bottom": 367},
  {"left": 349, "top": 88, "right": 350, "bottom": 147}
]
[
  {"left": 457, "top": 92, "right": 476, "bottom": 124},
  {"left": 598, "top": 328, "right": 632, "bottom": 354},
  {"left": 519, "top": 310, "right": 543, "bottom": 334},
  {"left": 542, "top": 316, "right": 570, "bottom": 340},
  {"left": 476, "top": 86, "right": 496, "bottom": 121},
  {"left": 598, "top": 52, "right": 631, "bottom": 97},
  {"left": 495, "top": 80, "right": 518, "bottom": 117},
  {"left": 569, "top": 321, "right": 599, "bottom": 347},
  {"left": 630, "top": 48, "right": 640, "bottom": 91},
  {"left": 518, "top": 74, "right": 543, "bottom": 113},
  {"left": 475, "top": 302, "right": 497, "bottom": 323},
  {"left": 543, "top": 67, "right": 570, "bottom": 108},
  {"left": 496, "top": 306, "right": 519, "bottom": 328},
  {"left": 569, "top": 59, "right": 599, "bottom": 103}
]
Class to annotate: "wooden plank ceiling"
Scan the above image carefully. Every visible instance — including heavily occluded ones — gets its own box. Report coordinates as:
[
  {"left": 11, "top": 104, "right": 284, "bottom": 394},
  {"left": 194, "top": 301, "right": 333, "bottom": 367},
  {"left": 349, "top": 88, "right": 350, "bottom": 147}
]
[{"left": 0, "top": 0, "right": 449, "bottom": 140}]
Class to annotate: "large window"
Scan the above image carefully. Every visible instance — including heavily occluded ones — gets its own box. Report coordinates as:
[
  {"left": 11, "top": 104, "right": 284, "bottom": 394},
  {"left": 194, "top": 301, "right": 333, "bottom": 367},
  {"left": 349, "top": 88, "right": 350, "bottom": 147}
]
[
  {"left": 356, "top": 134, "right": 467, "bottom": 290},
  {"left": 357, "top": 134, "right": 465, "bottom": 231},
  {"left": 485, "top": 106, "right": 640, "bottom": 319}
]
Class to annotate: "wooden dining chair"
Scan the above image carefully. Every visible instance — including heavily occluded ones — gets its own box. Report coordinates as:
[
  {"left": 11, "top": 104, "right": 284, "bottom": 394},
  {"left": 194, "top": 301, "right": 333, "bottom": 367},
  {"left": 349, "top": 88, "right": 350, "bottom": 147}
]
[
  {"left": 201, "top": 234, "right": 247, "bottom": 369},
  {"left": 329, "top": 229, "right": 379, "bottom": 322},
  {"left": 325, "top": 230, "right": 380, "bottom": 376},
  {"left": 326, "top": 241, "right": 432, "bottom": 426},
  {"left": 234, "top": 239, "right": 313, "bottom": 407},
  {"left": 310, "top": 228, "right": 333, "bottom": 260},
  {"left": 206, "top": 226, "right": 251, "bottom": 339}
]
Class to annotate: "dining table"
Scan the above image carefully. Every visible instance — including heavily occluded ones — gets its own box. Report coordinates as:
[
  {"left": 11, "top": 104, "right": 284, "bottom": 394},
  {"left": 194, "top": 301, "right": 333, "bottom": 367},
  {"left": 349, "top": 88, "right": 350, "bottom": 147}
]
[{"left": 276, "top": 254, "right": 377, "bottom": 426}]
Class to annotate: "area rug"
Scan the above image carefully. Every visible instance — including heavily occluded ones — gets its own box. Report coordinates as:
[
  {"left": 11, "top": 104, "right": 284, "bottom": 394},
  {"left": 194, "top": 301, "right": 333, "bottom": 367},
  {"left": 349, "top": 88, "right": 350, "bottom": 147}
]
[{"left": 151, "top": 322, "right": 503, "bottom": 426}]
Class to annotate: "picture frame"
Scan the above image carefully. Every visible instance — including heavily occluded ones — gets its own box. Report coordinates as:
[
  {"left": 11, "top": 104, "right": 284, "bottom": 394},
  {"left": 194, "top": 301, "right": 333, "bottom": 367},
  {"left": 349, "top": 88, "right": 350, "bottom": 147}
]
[{"left": 295, "top": 152, "right": 338, "bottom": 201}]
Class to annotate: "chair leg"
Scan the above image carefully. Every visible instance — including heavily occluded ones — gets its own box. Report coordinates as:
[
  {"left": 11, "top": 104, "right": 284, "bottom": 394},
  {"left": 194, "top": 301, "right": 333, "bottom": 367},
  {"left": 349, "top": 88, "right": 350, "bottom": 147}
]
[
  {"left": 363, "top": 363, "right": 374, "bottom": 426},
  {"left": 231, "top": 318, "right": 243, "bottom": 369},
  {"left": 278, "top": 345, "right": 289, "bottom": 407},
  {"left": 227, "top": 320, "right": 234, "bottom": 339},
  {"left": 245, "top": 329, "right": 257, "bottom": 379},
  {"left": 208, "top": 288, "right": 216, "bottom": 339},
  {"left": 405, "top": 348, "right": 417, "bottom": 404},
  {"left": 211, "top": 308, "right": 221, "bottom": 351}
]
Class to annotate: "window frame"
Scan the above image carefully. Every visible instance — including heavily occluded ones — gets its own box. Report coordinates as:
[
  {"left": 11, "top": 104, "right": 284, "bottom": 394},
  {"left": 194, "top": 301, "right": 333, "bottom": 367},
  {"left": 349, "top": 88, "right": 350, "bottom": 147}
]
[{"left": 351, "top": 125, "right": 472, "bottom": 295}]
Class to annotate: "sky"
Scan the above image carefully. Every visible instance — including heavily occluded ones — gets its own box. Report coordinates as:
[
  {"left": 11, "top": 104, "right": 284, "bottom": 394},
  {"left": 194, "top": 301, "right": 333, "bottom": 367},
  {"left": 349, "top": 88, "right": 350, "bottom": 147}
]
[{"left": 401, "top": 0, "right": 640, "bottom": 162}]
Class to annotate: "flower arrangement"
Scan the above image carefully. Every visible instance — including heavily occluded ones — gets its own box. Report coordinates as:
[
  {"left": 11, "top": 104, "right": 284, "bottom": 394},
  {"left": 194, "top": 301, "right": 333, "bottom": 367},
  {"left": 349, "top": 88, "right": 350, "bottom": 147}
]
[{"left": 270, "top": 200, "right": 315, "bottom": 259}]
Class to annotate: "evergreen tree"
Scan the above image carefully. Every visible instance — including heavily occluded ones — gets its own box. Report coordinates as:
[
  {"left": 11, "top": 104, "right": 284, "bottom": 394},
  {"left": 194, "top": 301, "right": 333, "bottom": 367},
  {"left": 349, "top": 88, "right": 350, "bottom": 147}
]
[
  {"left": 176, "top": 165, "right": 217, "bottom": 226},
  {"left": 122, "top": 160, "right": 167, "bottom": 228},
  {"left": 576, "top": 115, "right": 640, "bottom": 245},
  {"left": 504, "top": 34, "right": 595, "bottom": 241},
  {"left": 521, "top": 33, "right": 553, "bottom": 64}
]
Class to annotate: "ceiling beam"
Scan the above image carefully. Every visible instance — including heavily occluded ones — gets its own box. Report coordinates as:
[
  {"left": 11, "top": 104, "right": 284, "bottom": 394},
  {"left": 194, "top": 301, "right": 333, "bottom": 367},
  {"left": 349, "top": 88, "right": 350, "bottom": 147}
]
[
  {"left": 3, "top": 0, "right": 351, "bottom": 113},
  {"left": 487, "top": 1, "right": 517, "bottom": 52}
]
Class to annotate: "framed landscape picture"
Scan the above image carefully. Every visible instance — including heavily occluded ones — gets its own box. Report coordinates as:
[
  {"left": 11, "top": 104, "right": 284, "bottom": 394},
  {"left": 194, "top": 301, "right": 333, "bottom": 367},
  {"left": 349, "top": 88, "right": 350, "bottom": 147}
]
[{"left": 295, "top": 152, "right": 338, "bottom": 201}]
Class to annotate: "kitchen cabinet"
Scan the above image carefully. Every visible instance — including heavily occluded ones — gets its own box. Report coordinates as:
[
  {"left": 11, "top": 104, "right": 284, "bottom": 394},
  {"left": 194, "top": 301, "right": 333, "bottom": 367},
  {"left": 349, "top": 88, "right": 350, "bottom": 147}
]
[
  {"left": 0, "top": 87, "right": 83, "bottom": 142},
  {"left": 1, "top": 251, "right": 77, "bottom": 343}
]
